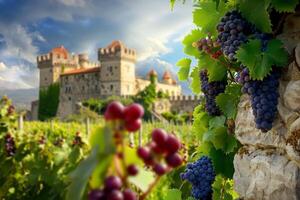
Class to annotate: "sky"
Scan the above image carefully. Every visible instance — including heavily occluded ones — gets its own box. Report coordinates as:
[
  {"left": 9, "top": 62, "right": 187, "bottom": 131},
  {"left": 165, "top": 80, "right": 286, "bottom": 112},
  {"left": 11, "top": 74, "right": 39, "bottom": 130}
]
[{"left": 0, "top": 0, "right": 195, "bottom": 91}]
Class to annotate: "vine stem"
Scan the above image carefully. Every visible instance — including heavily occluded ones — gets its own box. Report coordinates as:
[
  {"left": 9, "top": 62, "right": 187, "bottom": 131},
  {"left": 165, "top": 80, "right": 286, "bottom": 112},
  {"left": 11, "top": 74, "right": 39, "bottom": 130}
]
[{"left": 140, "top": 176, "right": 161, "bottom": 200}]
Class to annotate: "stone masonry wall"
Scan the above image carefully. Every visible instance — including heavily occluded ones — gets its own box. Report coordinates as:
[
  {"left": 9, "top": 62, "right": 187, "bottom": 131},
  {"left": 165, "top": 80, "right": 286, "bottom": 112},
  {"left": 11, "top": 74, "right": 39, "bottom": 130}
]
[{"left": 233, "top": 13, "right": 300, "bottom": 200}]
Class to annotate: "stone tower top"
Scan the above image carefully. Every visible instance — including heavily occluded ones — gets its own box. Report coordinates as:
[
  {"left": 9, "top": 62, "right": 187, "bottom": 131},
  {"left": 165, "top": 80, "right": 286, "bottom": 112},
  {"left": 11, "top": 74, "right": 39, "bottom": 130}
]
[{"left": 98, "top": 40, "right": 136, "bottom": 62}]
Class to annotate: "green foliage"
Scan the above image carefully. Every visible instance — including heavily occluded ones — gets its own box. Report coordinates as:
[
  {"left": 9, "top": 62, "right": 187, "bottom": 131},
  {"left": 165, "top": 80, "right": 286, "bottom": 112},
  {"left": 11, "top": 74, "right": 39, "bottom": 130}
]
[
  {"left": 161, "top": 111, "right": 191, "bottom": 124},
  {"left": 238, "top": 0, "right": 272, "bottom": 33},
  {"left": 177, "top": 58, "right": 191, "bottom": 81},
  {"left": 189, "top": 66, "right": 201, "bottom": 94},
  {"left": 193, "top": 0, "right": 228, "bottom": 36},
  {"left": 236, "top": 39, "right": 288, "bottom": 79},
  {"left": 198, "top": 54, "right": 227, "bottom": 81},
  {"left": 38, "top": 83, "right": 60, "bottom": 121},
  {"left": 212, "top": 175, "right": 239, "bottom": 200},
  {"left": 165, "top": 189, "right": 182, "bottom": 200},
  {"left": 182, "top": 29, "right": 204, "bottom": 58},
  {"left": 216, "top": 84, "right": 242, "bottom": 119},
  {"left": 271, "top": 0, "right": 298, "bottom": 12}
]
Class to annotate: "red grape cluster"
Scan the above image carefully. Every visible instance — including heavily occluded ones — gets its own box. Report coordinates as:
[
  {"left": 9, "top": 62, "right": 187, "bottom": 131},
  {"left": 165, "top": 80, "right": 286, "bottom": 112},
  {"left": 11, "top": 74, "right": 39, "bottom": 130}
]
[
  {"left": 5, "top": 133, "right": 16, "bottom": 157},
  {"left": 137, "top": 129, "right": 183, "bottom": 175},
  {"left": 53, "top": 137, "right": 64, "bottom": 147},
  {"left": 104, "top": 101, "right": 144, "bottom": 133},
  {"left": 38, "top": 135, "right": 46, "bottom": 145},
  {"left": 88, "top": 176, "right": 137, "bottom": 200},
  {"left": 72, "top": 131, "right": 83, "bottom": 146}
]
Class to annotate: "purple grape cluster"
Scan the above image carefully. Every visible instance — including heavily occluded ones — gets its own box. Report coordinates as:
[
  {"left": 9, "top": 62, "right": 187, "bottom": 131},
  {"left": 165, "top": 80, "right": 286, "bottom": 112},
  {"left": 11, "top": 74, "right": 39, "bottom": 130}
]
[
  {"left": 237, "top": 68, "right": 280, "bottom": 132},
  {"left": 88, "top": 176, "right": 137, "bottom": 200},
  {"left": 253, "top": 32, "right": 272, "bottom": 51},
  {"left": 181, "top": 156, "right": 216, "bottom": 200},
  {"left": 5, "top": 133, "right": 16, "bottom": 157},
  {"left": 200, "top": 70, "right": 227, "bottom": 116},
  {"left": 217, "top": 10, "right": 253, "bottom": 60}
]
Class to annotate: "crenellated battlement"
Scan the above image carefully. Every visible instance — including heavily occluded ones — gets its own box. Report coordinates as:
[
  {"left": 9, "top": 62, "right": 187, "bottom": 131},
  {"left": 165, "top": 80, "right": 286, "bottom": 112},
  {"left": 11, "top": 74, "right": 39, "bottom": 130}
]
[
  {"left": 98, "top": 40, "right": 136, "bottom": 62},
  {"left": 169, "top": 95, "right": 203, "bottom": 101},
  {"left": 37, "top": 53, "right": 52, "bottom": 63}
]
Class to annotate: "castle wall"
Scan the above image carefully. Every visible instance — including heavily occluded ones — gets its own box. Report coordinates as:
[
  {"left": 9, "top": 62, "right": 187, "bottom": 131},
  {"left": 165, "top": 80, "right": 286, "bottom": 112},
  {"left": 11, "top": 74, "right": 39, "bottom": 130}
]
[
  {"left": 57, "top": 70, "right": 102, "bottom": 118},
  {"left": 169, "top": 95, "right": 202, "bottom": 113}
]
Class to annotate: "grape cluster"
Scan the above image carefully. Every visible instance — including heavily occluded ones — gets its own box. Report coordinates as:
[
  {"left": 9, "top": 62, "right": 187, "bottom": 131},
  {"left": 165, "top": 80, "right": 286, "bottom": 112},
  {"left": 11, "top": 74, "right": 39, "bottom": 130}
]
[
  {"left": 38, "top": 135, "right": 46, "bottom": 145},
  {"left": 54, "top": 137, "right": 64, "bottom": 147},
  {"left": 88, "top": 176, "right": 137, "bottom": 200},
  {"left": 137, "top": 128, "right": 183, "bottom": 175},
  {"left": 217, "top": 10, "right": 252, "bottom": 60},
  {"left": 5, "top": 133, "right": 16, "bottom": 157},
  {"left": 200, "top": 70, "right": 227, "bottom": 116},
  {"left": 253, "top": 32, "right": 272, "bottom": 51},
  {"left": 237, "top": 68, "right": 280, "bottom": 132},
  {"left": 72, "top": 131, "right": 83, "bottom": 146},
  {"left": 104, "top": 101, "right": 144, "bottom": 133},
  {"left": 181, "top": 156, "right": 216, "bottom": 200}
]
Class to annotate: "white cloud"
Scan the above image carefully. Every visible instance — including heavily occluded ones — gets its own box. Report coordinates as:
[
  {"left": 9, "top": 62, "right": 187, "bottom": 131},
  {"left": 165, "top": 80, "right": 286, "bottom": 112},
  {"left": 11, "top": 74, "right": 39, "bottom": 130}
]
[
  {"left": 54, "top": 0, "right": 87, "bottom": 7},
  {"left": 0, "top": 24, "right": 39, "bottom": 63},
  {"left": 0, "top": 62, "right": 38, "bottom": 89}
]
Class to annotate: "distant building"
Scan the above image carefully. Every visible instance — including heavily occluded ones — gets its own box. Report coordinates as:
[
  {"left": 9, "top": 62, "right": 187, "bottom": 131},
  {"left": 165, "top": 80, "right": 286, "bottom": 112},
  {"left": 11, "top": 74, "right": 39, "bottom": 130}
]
[{"left": 32, "top": 40, "right": 200, "bottom": 119}]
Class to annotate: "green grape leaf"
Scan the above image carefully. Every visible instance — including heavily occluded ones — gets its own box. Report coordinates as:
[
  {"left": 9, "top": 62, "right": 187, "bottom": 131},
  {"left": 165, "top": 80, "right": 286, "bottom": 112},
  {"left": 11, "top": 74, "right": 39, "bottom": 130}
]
[
  {"left": 66, "top": 147, "right": 100, "bottom": 200},
  {"left": 209, "top": 116, "right": 226, "bottom": 129},
  {"left": 193, "top": 110, "right": 211, "bottom": 140},
  {"left": 197, "top": 141, "right": 214, "bottom": 156},
  {"left": 216, "top": 84, "right": 242, "bottom": 119},
  {"left": 239, "top": 0, "right": 272, "bottom": 33},
  {"left": 271, "top": 0, "right": 298, "bottom": 12},
  {"left": 198, "top": 54, "right": 227, "bottom": 81},
  {"left": 182, "top": 29, "right": 205, "bottom": 58},
  {"left": 212, "top": 176, "right": 239, "bottom": 200},
  {"left": 209, "top": 148, "right": 235, "bottom": 179},
  {"left": 189, "top": 66, "right": 201, "bottom": 94},
  {"left": 177, "top": 58, "right": 191, "bottom": 81},
  {"left": 170, "top": 0, "right": 176, "bottom": 10},
  {"left": 236, "top": 39, "right": 288, "bottom": 79},
  {"left": 165, "top": 189, "right": 182, "bottom": 200},
  {"left": 193, "top": 1, "right": 227, "bottom": 36},
  {"left": 264, "top": 39, "right": 289, "bottom": 67}
]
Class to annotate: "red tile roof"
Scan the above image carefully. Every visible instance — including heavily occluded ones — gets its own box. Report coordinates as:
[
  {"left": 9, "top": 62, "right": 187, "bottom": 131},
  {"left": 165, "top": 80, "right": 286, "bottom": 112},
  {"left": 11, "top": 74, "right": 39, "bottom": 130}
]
[
  {"left": 163, "top": 71, "right": 172, "bottom": 79},
  {"left": 61, "top": 67, "right": 100, "bottom": 76},
  {"left": 51, "top": 46, "right": 69, "bottom": 58}
]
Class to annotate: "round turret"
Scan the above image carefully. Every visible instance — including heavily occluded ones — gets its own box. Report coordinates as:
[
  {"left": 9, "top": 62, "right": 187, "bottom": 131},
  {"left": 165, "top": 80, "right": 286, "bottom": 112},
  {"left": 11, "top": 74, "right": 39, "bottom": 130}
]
[
  {"left": 79, "top": 53, "right": 89, "bottom": 68},
  {"left": 163, "top": 71, "right": 173, "bottom": 84}
]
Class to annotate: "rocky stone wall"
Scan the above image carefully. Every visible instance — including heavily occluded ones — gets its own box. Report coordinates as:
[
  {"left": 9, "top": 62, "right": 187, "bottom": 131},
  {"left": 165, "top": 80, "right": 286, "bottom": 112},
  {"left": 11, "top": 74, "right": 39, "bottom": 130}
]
[{"left": 234, "top": 13, "right": 300, "bottom": 200}]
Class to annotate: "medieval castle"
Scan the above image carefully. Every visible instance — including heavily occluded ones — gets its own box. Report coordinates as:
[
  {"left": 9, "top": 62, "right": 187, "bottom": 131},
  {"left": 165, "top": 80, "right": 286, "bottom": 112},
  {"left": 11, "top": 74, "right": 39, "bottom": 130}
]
[{"left": 31, "top": 40, "right": 201, "bottom": 119}]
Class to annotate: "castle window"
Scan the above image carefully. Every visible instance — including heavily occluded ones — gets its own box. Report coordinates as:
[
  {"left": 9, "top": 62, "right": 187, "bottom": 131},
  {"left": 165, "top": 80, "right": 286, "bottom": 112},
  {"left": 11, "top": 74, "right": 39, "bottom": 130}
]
[
  {"left": 82, "top": 86, "right": 85, "bottom": 91},
  {"left": 127, "top": 85, "right": 130, "bottom": 92},
  {"left": 109, "top": 66, "right": 113, "bottom": 73},
  {"left": 69, "top": 97, "right": 71, "bottom": 101},
  {"left": 110, "top": 84, "right": 113, "bottom": 91},
  {"left": 49, "top": 69, "right": 52, "bottom": 72}
]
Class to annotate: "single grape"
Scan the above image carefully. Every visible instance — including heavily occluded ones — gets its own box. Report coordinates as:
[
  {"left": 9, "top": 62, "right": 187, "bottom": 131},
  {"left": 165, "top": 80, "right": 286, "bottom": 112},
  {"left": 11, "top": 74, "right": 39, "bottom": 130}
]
[
  {"left": 151, "top": 128, "right": 168, "bottom": 146},
  {"left": 166, "top": 153, "right": 183, "bottom": 168},
  {"left": 104, "top": 176, "right": 122, "bottom": 191},
  {"left": 88, "top": 189, "right": 105, "bottom": 200},
  {"left": 165, "top": 134, "right": 181, "bottom": 154},
  {"left": 123, "top": 189, "right": 137, "bottom": 200},
  {"left": 137, "top": 147, "right": 151, "bottom": 160},
  {"left": 153, "top": 163, "right": 167, "bottom": 175},
  {"left": 104, "top": 101, "right": 124, "bottom": 120},
  {"left": 107, "top": 190, "right": 124, "bottom": 200},
  {"left": 125, "top": 119, "right": 141, "bottom": 132},
  {"left": 127, "top": 164, "right": 139, "bottom": 176},
  {"left": 124, "top": 103, "right": 144, "bottom": 122}
]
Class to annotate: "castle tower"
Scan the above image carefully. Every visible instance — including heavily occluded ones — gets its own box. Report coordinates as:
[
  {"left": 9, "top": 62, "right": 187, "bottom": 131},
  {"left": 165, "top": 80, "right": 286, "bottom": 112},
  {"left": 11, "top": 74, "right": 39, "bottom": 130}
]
[
  {"left": 98, "top": 40, "right": 136, "bottom": 96},
  {"left": 37, "top": 46, "right": 78, "bottom": 88},
  {"left": 162, "top": 71, "right": 173, "bottom": 85},
  {"left": 78, "top": 53, "right": 89, "bottom": 68},
  {"left": 147, "top": 69, "right": 158, "bottom": 84}
]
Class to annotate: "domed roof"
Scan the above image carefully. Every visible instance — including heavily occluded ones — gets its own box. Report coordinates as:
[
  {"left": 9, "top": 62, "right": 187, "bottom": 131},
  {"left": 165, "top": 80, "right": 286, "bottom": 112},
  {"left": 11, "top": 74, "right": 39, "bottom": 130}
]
[
  {"left": 172, "top": 79, "right": 177, "bottom": 85},
  {"left": 51, "top": 46, "right": 68, "bottom": 58},
  {"left": 148, "top": 69, "right": 158, "bottom": 76},
  {"left": 163, "top": 71, "right": 172, "bottom": 79},
  {"left": 106, "top": 40, "right": 124, "bottom": 50}
]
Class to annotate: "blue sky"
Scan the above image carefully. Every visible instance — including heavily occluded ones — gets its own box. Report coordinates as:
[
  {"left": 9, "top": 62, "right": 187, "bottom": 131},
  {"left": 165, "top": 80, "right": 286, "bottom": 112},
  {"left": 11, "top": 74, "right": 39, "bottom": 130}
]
[{"left": 0, "top": 0, "right": 194, "bottom": 91}]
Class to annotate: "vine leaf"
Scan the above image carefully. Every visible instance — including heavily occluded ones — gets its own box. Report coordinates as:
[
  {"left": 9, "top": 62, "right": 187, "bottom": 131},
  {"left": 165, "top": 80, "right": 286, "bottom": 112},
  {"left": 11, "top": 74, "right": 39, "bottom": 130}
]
[
  {"left": 165, "top": 189, "right": 182, "bottom": 200},
  {"left": 271, "top": 0, "right": 298, "bottom": 12},
  {"left": 189, "top": 66, "right": 201, "bottom": 94},
  {"left": 192, "top": 107, "right": 211, "bottom": 140},
  {"left": 198, "top": 54, "right": 227, "bottom": 81},
  {"left": 177, "top": 58, "right": 191, "bottom": 81},
  {"left": 212, "top": 175, "right": 239, "bottom": 200},
  {"left": 209, "top": 116, "right": 226, "bottom": 129},
  {"left": 216, "top": 84, "right": 242, "bottom": 119},
  {"left": 193, "top": 1, "right": 227, "bottom": 36},
  {"left": 239, "top": 0, "right": 272, "bottom": 33},
  {"left": 236, "top": 39, "right": 288, "bottom": 80},
  {"left": 209, "top": 148, "right": 235, "bottom": 179},
  {"left": 182, "top": 29, "right": 205, "bottom": 58}
]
